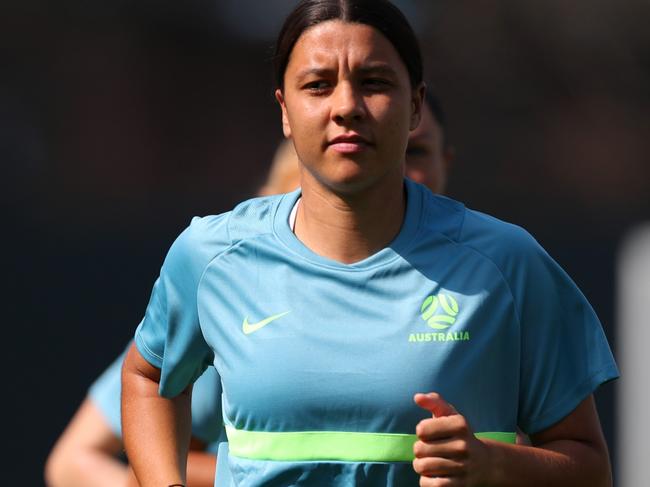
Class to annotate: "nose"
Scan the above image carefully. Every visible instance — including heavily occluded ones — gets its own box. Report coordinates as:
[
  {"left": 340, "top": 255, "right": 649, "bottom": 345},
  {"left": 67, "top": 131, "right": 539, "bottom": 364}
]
[{"left": 331, "top": 81, "right": 365, "bottom": 124}]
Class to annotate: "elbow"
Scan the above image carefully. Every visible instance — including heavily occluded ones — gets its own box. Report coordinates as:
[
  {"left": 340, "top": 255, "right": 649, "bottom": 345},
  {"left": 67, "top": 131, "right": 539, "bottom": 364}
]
[
  {"left": 44, "top": 444, "right": 104, "bottom": 487},
  {"left": 598, "top": 455, "right": 613, "bottom": 487},
  {"left": 584, "top": 440, "right": 613, "bottom": 487},
  {"left": 44, "top": 446, "right": 67, "bottom": 487}
]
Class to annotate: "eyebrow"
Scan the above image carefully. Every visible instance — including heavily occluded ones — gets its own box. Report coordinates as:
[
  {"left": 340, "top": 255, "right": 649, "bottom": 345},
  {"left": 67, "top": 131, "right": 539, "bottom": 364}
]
[
  {"left": 294, "top": 63, "right": 399, "bottom": 81},
  {"left": 294, "top": 67, "right": 335, "bottom": 81},
  {"left": 356, "top": 64, "right": 399, "bottom": 78}
]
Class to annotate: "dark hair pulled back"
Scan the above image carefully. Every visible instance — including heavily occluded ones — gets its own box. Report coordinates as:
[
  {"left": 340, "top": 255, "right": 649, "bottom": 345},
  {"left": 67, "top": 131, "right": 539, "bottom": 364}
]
[{"left": 274, "top": 0, "right": 423, "bottom": 90}]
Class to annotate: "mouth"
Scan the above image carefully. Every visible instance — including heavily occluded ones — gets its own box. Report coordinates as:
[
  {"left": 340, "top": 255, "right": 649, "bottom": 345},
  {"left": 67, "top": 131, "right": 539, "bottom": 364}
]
[{"left": 327, "top": 133, "right": 373, "bottom": 154}]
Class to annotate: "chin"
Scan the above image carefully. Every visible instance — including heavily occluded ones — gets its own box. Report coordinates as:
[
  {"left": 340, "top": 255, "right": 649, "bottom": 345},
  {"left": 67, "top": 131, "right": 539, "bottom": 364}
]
[
  {"left": 309, "top": 157, "right": 401, "bottom": 195},
  {"left": 324, "top": 171, "right": 389, "bottom": 196}
]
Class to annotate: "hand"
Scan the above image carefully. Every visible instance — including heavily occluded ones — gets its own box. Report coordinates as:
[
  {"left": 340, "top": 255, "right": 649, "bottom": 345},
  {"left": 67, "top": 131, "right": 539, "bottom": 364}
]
[{"left": 413, "top": 393, "right": 490, "bottom": 487}]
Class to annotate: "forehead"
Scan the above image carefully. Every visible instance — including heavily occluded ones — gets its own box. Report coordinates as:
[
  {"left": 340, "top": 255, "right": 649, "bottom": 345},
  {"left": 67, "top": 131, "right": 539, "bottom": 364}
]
[{"left": 286, "top": 20, "right": 406, "bottom": 75}]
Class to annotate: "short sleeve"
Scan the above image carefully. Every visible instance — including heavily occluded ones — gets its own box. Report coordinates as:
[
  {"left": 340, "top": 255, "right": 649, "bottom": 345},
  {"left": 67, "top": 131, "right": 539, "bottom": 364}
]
[
  {"left": 506, "top": 230, "right": 619, "bottom": 434},
  {"left": 190, "top": 366, "right": 227, "bottom": 445},
  {"left": 135, "top": 214, "right": 231, "bottom": 397},
  {"left": 88, "top": 345, "right": 129, "bottom": 437}
]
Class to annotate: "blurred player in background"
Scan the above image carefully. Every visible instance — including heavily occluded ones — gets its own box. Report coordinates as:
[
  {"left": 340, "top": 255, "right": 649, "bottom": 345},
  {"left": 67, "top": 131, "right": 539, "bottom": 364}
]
[{"left": 44, "top": 342, "right": 226, "bottom": 487}]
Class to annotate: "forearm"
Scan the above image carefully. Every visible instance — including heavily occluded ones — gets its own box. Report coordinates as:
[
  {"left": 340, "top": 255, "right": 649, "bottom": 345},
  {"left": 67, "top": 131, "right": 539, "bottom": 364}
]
[
  {"left": 125, "top": 450, "right": 217, "bottom": 487},
  {"left": 121, "top": 343, "right": 192, "bottom": 487},
  {"left": 482, "top": 438, "right": 612, "bottom": 487},
  {"left": 186, "top": 451, "right": 217, "bottom": 487}
]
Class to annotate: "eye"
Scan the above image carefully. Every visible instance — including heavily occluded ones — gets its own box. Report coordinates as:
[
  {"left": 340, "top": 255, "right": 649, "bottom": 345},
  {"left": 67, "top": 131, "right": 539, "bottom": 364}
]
[
  {"left": 362, "top": 78, "right": 392, "bottom": 91},
  {"left": 303, "top": 80, "right": 331, "bottom": 94}
]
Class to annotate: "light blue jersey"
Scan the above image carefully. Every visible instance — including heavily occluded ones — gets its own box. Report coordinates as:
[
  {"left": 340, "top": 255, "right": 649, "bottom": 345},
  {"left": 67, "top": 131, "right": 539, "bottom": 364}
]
[
  {"left": 89, "top": 341, "right": 227, "bottom": 448},
  {"left": 135, "top": 179, "right": 618, "bottom": 486}
]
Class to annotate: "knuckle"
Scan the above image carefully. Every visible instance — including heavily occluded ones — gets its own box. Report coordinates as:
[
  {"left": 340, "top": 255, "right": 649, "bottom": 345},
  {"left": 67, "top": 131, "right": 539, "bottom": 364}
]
[
  {"left": 457, "top": 438, "right": 468, "bottom": 451},
  {"left": 413, "top": 441, "right": 425, "bottom": 457},
  {"left": 455, "top": 439, "right": 469, "bottom": 458},
  {"left": 450, "top": 414, "right": 465, "bottom": 428},
  {"left": 416, "top": 419, "right": 433, "bottom": 438}
]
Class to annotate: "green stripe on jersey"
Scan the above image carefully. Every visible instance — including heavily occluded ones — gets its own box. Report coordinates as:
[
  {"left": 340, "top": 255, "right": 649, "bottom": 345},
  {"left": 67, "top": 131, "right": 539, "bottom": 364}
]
[{"left": 226, "top": 425, "right": 516, "bottom": 462}]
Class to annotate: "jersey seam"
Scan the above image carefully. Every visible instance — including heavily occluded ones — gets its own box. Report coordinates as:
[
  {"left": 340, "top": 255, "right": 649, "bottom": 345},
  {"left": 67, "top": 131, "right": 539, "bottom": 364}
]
[
  {"left": 195, "top": 213, "right": 278, "bottom": 346},
  {"left": 445, "top": 210, "right": 523, "bottom": 327},
  {"left": 195, "top": 212, "right": 235, "bottom": 360},
  {"left": 195, "top": 207, "right": 277, "bottom": 322}
]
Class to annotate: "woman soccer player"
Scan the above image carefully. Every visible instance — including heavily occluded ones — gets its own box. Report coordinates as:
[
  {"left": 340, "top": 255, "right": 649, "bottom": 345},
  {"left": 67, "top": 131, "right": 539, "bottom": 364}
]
[{"left": 122, "top": 1, "right": 618, "bottom": 486}]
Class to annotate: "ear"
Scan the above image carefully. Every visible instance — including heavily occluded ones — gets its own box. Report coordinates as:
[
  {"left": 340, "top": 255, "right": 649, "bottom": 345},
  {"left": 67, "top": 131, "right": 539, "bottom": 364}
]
[
  {"left": 409, "top": 82, "right": 426, "bottom": 131},
  {"left": 275, "top": 88, "right": 292, "bottom": 139}
]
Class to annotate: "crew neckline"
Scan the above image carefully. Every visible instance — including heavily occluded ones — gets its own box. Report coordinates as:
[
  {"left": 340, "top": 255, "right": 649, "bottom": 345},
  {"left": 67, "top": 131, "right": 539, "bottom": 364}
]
[{"left": 273, "top": 179, "right": 424, "bottom": 271}]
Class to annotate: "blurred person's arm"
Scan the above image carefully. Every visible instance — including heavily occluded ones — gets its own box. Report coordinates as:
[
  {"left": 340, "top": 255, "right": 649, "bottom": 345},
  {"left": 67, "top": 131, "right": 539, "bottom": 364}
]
[
  {"left": 121, "top": 342, "right": 192, "bottom": 487},
  {"left": 44, "top": 398, "right": 127, "bottom": 487}
]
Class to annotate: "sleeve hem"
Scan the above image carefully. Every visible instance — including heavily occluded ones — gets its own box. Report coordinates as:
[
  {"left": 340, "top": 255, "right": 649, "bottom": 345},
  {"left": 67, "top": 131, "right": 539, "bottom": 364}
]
[
  {"left": 134, "top": 329, "right": 164, "bottom": 369},
  {"left": 522, "top": 364, "right": 620, "bottom": 435}
]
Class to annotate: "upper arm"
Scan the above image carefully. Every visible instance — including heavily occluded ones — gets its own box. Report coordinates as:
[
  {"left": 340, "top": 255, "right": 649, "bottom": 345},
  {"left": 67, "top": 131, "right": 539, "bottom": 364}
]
[
  {"left": 530, "top": 395, "right": 609, "bottom": 454},
  {"left": 528, "top": 395, "right": 612, "bottom": 486},
  {"left": 122, "top": 340, "right": 162, "bottom": 384},
  {"left": 134, "top": 217, "right": 225, "bottom": 398}
]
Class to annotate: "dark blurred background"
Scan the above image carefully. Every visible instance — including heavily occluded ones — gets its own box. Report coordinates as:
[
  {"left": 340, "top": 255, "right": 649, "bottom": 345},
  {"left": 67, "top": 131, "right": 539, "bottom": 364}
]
[{"left": 3, "top": 0, "right": 649, "bottom": 484}]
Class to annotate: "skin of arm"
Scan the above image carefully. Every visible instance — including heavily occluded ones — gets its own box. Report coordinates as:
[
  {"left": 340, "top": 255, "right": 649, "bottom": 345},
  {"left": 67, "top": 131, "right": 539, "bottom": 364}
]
[
  {"left": 121, "top": 341, "right": 192, "bottom": 487},
  {"left": 125, "top": 449, "right": 217, "bottom": 487},
  {"left": 412, "top": 393, "right": 612, "bottom": 487},
  {"left": 45, "top": 399, "right": 127, "bottom": 487},
  {"left": 184, "top": 450, "right": 218, "bottom": 487}
]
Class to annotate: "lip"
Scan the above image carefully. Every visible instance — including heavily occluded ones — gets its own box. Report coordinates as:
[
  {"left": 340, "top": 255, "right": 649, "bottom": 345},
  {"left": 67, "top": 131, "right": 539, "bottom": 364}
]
[{"left": 327, "top": 133, "right": 373, "bottom": 154}]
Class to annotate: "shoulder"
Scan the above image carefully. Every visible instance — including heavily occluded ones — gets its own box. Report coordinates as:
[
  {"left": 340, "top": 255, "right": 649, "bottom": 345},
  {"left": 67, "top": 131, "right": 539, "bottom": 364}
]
[
  {"left": 228, "top": 193, "right": 285, "bottom": 243},
  {"left": 166, "top": 194, "right": 284, "bottom": 273},
  {"left": 456, "top": 207, "right": 558, "bottom": 295},
  {"left": 418, "top": 188, "right": 553, "bottom": 289},
  {"left": 418, "top": 187, "right": 541, "bottom": 260},
  {"left": 162, "top": 213, "right": 231, "bottom": 279},
  {"left": 458, "top": 207, "right": 544, "bottom": 263},
  {"left": 452, "top": 206, "right": 579, "bottom": 312}
]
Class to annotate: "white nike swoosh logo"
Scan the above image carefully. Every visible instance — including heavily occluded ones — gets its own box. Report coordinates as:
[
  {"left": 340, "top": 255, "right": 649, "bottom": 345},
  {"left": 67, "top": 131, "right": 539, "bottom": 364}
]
[{"left": 242, "top": 311, "right": 291, "bottom": 335}]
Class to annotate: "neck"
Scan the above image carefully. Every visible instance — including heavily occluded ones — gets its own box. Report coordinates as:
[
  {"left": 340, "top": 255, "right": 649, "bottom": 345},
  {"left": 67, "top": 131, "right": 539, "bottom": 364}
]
[{"left": 294, "top": 169, "right": 406, "bottom": 264}]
